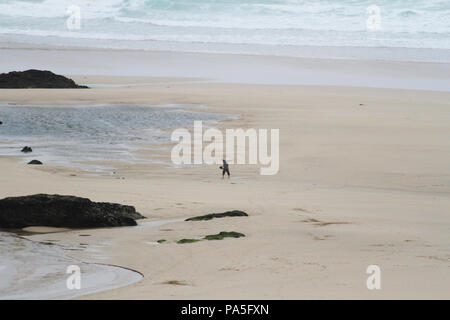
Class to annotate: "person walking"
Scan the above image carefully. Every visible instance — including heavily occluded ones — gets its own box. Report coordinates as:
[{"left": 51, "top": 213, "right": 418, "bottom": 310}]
[{"left": 221, "top": 159, "right": 230, "bottom": 179}]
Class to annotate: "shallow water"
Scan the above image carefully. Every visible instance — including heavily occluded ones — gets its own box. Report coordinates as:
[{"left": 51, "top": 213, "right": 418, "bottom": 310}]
[
  {"left": 0, "top": 104, "right": 232, "bottom": 172},
  {"left": 137, "top": 217, "right": 186, "bottom": 228},
  {"left": 0, "top": 231, "right": 142, "bottom": 300},
  {"left": 0, "top": 216, "right": 191, "bottom": 299}
]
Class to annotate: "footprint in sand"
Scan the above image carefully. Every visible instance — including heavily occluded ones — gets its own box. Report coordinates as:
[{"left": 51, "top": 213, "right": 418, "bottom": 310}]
[
  {"left": 161, "top": 280, "right": 189, "bottom": 286},
  {"left": 219, "top": 267, "right": 240, "bottom": 272},
  {"left": 308, "top": 232, "right": 333, "bottom": 241},
  {"left": 301, "top": 218, "right": 320, "bottom": 223},
  {"left": 301, "top": 218, "right": 351, "bottom": 227},
  {"left": 417, "top": 255, "right": 449, "bottom": 262},
  {"left": 303, "top": 261, "right": 327, "bottom": 270},
  {"left": 315, "top": 221, "right": 351, "bottom": 227},
  {"left": 293, "top": 207, "right": 313, "bottom": 213}
]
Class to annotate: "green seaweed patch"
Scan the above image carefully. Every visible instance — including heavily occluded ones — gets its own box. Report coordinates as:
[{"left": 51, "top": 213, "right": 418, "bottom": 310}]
[
  {"left": 157, "top": 239, "right": 166, "bottom": 244},
  {"left": 186, "top": 210, "right": 248, "bottom": 221},
  {"left": 177, "top": 232, "right": 245, "bottom": 244},
  {"left": 177, "top": 238, "right": 201, "bottom": 244},
  {"left": 203, "top": 231, "right": 245, "bottom": 241}
]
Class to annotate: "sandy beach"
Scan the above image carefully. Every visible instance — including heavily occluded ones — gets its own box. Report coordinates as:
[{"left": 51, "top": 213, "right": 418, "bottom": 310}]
[{"left": 0, "top": 45, "right": 449, "bottom": 299}]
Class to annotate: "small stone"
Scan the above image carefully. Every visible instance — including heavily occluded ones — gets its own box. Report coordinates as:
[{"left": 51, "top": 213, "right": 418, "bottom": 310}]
[{"left": 27, "top": 159, "right": 42, "bottom": 165}]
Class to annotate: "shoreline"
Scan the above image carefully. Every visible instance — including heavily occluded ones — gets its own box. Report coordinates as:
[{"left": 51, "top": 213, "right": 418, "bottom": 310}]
[
  {"left": 2, "top": 35, "right": 450, "bottom": 63},
  {"left": 0, "top": 75, "right": 449, "bottom": 299},
  {"left": 1, "top": 46, "right": 450, "bottom": 91}
]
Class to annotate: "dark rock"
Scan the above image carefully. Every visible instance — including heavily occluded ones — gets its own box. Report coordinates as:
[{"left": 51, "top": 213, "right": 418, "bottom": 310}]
[
  {"left": 0, "top": 69, "right": 89, "bottom": 89},
  {"left": 0, "top": 194, "right": 145, "bottom": 229},
  {"left": 21, "top": 146, "right": 32, "bottom": 153},
  {"left": 27, "top": 160, "right": 42, "bottom": 165},
  {"left": 186, "top": 210, "right": 248, "bottom": 221},
  {"left": 203, "top": 231, "right": 245, "bottom": 240},
  {"left": 0, "top": 121, "right": 2, "bottom": 125}
]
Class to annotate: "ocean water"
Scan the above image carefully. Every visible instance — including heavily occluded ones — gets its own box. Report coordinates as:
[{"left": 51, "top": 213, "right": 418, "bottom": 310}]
[
  {"left": 0, "top": 0, "right": 449, "bottom": 58},
  {"left": 0, "top": 104, "right": 231, "bottom": 172}
]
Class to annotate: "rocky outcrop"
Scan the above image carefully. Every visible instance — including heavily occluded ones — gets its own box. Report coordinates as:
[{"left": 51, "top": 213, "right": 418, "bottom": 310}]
[
  {"left": 0, "top": 70, "right": 88, "bottom": 88},
  {"left": 0, "top": 194, "right": 145, "bottom": 228},
  {"left": 21, "top": 146, "right": 32, "bottom": 153},
  {"left": 186, "top": 210, "right": 248, "bottom": 221}
]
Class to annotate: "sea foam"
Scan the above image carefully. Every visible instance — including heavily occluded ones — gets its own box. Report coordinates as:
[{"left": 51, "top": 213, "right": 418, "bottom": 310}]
[{"left": 0, "top": 0, "right": 449, "bottom": 53}]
